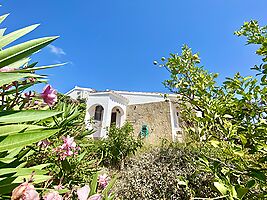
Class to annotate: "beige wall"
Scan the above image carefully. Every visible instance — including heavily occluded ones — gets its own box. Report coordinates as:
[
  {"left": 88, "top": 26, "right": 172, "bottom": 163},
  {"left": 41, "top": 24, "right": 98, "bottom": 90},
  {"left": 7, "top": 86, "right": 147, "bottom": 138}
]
[{"left": 126, "top": 101, "right": 172, "bottom": 144}]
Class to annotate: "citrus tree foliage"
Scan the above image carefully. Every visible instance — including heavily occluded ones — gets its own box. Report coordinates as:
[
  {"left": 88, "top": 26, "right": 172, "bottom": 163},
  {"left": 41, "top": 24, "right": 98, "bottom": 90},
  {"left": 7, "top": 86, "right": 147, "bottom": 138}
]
[
  {"left": 0, "top": 13, "right": 63, "bottom": 197},
  {"left": 158, "top": 20, "right": 267, "bottom": 199}
]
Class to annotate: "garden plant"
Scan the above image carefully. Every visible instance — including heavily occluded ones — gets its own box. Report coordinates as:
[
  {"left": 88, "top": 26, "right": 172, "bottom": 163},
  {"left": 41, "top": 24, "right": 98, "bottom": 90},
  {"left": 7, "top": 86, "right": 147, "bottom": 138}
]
[{"left": 0, "top": 11, "right": 115, "bottom": 200}]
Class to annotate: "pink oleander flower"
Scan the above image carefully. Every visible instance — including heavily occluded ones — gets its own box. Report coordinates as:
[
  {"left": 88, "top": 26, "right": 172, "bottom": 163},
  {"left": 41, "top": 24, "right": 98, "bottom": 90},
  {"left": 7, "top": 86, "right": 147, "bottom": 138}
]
[
  {"left": 0, "top": 66, "right": 15, "bottom": 72},
  {"left": 98, "top": 174, "right": 109, "bottom": 189},
  {"left": 43, "top": 191, "right": 63, "bottom": 200},
  {"left": 37, "top": 139, "right": 51, "bottom": 149},
  {"left": 77, "top": 185, "right": 90, "bottom": 200},
  {"left": 40, "top": 84, "right": 57, "bottom": 106},
  {"left": 11, "top": 182, "right": 40, "bottom": 200},
  {"left": 54, "top": 135, "right": 80, "bottom": 160},
  {"left": 62, "top": 135, "right": 76, "bottom": 149},
  {"left": 88, "top": 194, "right": 102, "bottom": 200}
]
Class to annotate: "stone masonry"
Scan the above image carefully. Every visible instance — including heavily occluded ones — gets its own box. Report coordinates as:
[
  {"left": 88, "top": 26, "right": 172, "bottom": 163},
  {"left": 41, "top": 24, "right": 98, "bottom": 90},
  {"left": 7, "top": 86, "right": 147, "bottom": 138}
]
[{"left": 126, "top": 101, "right": 172, "bottom": 144}]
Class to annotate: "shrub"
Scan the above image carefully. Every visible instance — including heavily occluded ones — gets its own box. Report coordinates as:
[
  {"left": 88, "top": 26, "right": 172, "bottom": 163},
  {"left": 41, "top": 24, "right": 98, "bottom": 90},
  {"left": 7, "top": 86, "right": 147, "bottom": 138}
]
[
  {"left": 115, "top": 144, "right": 219, "bottom": 200},
  {"left": 87, "top": 122, "right": 143, "bottom": 168},
  {"left": 0, "top": 12, "right": 62, "bottom": 198}
]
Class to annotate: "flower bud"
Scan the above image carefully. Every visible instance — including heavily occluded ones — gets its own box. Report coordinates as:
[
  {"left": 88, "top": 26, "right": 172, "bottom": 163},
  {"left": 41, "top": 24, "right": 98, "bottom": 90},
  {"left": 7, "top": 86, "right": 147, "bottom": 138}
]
[{"left": 11, "top": 182, "right": 39, "bottom": 200}]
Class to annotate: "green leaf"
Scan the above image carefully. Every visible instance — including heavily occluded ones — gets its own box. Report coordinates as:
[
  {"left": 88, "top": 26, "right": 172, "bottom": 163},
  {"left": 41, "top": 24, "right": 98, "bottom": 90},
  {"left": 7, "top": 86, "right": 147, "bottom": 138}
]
[
  {"left": 236, "top": 186, "right": 249, "bottom": 199},
  {"left": 3, "top": 82, "right": 35, "bottom": 95},
  {"left": 6, "top": 147, "right": 23, "bottom": 158},
  {"left": 209, "top": 140, "right": 220, "bottom": 147},
  {"left": 0, "top": 167, "right": 47, "bottom": 177},
  {"left": 77, "top": 151, "right": 87, "bottom": 163},
  {"left": 0, "top": 14, "right": 9, "bottom": 24},
  {"left": 103, "top": 175, "right": 117, "bottom": 198},
  {"left": 0, "top": 24, "right": 39, "bottom": 49},
  {"left": 89, "top": 172, "right": 98, "bottom": 196},
  {"left": 6, "top": 57, "right": 30, "bottom": 69},
  {"left": 0, "top": 110, "right": 62, "bottom": 123},
  {"left": 0, "top": 124, "right": 45, "bottom": 137},
  {"left": 12, "top": 62, "right": 66, "bottom": 73},
  {"left": 223, "top": 114, "right": 233, "bottom": 119},
  {"left": 0, "top": 72, "right": 41, "bottom": 86},
  {"left": 214, "top": 182, "right": 228, "bottom": 195},
  {"left": 0, "top": 36, "right": 58, "bottom": 68},
  {"left": 0, "top": 157, "right": 16, "bottom": 164},
  {"left": 0, "top": 129, "right": 59, "bottom": 152},
  {"left": 0, "top": 28, "right": 6, "bottom": 38},
  {"left": 249, "top": 169, "right": 266, "bottom": 182},
  {"left": 246, "top": 179, "right": 256, "bottom": 188},
  {"left": 0, "top": 173, "right": 50, "bottom": 194}
]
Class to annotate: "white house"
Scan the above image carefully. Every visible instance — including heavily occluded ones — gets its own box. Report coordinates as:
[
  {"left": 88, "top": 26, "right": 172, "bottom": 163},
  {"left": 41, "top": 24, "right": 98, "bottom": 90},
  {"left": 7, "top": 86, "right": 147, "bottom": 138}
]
[{"left": 66, "top": 86, "right": 183, "bottom": 142}]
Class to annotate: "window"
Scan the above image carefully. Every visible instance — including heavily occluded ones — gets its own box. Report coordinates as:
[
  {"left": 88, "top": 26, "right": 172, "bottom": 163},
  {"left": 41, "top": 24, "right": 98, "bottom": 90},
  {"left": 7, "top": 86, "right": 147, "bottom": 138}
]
[
  {"left": 77, "top": 91, "right": 81, "bottom": 99},
  {"left": 94, "top": 105, "right": 104, "bottom": 121}
]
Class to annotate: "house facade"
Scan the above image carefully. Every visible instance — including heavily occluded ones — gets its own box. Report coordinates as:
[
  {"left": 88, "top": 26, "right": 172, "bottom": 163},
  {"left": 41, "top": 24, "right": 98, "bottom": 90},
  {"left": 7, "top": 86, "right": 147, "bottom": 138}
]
[{"left": 66, "top": 86, "right": 183, "bottom": 143}]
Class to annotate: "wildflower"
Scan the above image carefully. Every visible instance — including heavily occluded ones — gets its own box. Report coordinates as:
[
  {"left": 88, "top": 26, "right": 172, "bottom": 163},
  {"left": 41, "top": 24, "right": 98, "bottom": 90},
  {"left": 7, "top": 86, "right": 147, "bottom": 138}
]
[
  {"left": 43, "top": 191, "right": 63, "bottom": 200},
  {"left": 98, "top": 174, "right": 109, "bottom": 189},
  {"left": 11, "top": 182, "right": 39, "bottom": 200},
  {"left": 77, "top": 185, "right": 90, "bottom": 200},
  {"left": 0, "top": 66, "right": 15, "bottom": 72},
  {"left": 40, "top": 84, "right": 57, "bottom": 106},
  {"left": 88, "top": 194, "right": 102, "bottom": 200}
]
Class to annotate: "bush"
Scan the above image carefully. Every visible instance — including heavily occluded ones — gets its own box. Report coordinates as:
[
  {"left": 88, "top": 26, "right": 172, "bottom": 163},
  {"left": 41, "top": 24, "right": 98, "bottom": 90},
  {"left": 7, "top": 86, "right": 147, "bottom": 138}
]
[
  {"left": 115, "top": 144, "right": 219, "bottom": 200},
  {"left": 87, "top": 122, "right": 143, "bottom": 168}
]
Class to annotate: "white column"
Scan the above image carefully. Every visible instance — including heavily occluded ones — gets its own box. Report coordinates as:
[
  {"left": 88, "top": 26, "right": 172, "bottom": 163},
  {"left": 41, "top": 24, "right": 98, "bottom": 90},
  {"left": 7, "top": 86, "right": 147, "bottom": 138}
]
[{"left": 101, "top": 102, "right": 112, "bottom": 138}]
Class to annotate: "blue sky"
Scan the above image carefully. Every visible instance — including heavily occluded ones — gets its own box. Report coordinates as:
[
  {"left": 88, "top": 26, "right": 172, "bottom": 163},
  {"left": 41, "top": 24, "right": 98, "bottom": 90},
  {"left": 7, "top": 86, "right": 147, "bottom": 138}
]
[{"left": 2, "top": 1, "right": 267, "bottom": 93}]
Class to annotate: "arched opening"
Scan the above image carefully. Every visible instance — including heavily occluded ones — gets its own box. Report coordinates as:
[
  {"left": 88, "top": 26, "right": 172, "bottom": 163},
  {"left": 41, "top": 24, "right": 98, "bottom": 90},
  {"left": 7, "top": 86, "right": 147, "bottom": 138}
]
[
  {"left": 88, "top": 104, "right": 104, "bottom": 137},
  {"left": 94, "top": 105, "right": 104, "bottom": 121},
  {"left": 110, "top": 106, "right": 124, "bottom": 127}
]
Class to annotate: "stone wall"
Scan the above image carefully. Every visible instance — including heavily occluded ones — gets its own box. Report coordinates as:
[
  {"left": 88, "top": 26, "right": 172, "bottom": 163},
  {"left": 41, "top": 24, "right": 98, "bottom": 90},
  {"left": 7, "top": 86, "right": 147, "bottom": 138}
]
[{"left": 126, "top": 101, "right": 172, "bottom": 144}]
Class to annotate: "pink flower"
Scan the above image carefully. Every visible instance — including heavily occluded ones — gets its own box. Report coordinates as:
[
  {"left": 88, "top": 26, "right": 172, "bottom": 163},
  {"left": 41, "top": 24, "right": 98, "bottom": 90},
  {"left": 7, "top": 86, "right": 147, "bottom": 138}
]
[
  {"left": 77, "top": 185, "right": 90, "bottom": 200},
  {"left": 43, "top": 191, "right": 63, "bottom": 200},
  {"left": 98, "top": 174, "right": 109, "bottom": 189},
  {"left": 54, "top": 135, "right": 80, "bottom": 160},
  {"left": 62, "top": 135, "right": 76, "bottom": 149},
  {"left": 88, "top": 194, "right": 102, "bottom": 200},
  {"left": 40, "top": 84, "right": 57, "bottom": 106},
  {"left": 11, "top": 182, "right": 40, "bottom": 200},
  {"left": 0, "top": 66, "right": 15, "bottom": 72},
  {"left": 37, "top": 139, "right": 51, "bottom": 149}
]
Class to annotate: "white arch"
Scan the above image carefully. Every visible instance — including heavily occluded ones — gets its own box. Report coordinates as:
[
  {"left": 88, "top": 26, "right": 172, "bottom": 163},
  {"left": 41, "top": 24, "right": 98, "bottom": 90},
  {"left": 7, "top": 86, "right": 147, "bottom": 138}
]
[
  {"left": 87, "top": 104, "right": 105, "bottom": 138},
  {"left": 110, "top": 106, "right": 124, "bottom": 127}
]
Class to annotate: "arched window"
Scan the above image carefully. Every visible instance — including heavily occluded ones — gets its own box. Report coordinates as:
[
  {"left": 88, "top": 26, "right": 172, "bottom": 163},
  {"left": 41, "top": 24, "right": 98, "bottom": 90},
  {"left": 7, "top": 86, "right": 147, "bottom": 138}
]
[{"left": 94, "top": 105, "right": 104, "bottom": 121}]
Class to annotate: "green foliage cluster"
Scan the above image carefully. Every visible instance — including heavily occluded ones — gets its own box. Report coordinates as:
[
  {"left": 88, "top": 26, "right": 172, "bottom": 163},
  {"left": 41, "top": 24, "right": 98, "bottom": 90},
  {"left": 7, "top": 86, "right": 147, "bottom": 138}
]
[
  {"left": 0, "top": 13, "right": 62, "bottom": 198},
  {"left": 115, "top": 143, "right": 219, "bottom": 199},
  {"left": 156, "top": 20, "right": 267, "bottom": 199},
  {"left": 88, "top": 122, "right": 143, "bottom": 168},
  {"left": 27, "top": 98, "right": 94, "bottom": 185},
  {"left": 0, "top": 10, "right": 116, "bottom": 199}
]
